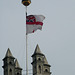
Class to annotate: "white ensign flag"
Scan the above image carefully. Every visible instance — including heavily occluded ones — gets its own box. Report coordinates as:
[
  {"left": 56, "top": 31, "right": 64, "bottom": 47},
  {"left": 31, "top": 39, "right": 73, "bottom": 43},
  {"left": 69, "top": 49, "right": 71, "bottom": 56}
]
[{"left": 26, "top": 15, "right": 45, "bottom": 34}]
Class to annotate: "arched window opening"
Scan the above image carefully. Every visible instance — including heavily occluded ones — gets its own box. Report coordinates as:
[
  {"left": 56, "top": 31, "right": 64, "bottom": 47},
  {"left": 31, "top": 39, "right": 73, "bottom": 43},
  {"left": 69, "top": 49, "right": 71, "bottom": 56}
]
[
  {"left": 38, "top": 65, "right": 41, "bottom": 73},
  {"left": 9, "top": 61, "right": 12, "bottom": 64},
  {"left": 17, "top": 73, "right": 19, "bottom": 75},
  {"left": 10, "top": 69, "right": 12, "bottom": 72},
  {"left": 45, "top": 69, "right": 48, "bottom": 72},
  {"left": 9, "top": 68, "right": 12, "bottom": 75},
  {"left": 38, "top": 58, "right": 41, "bottom": 61}
]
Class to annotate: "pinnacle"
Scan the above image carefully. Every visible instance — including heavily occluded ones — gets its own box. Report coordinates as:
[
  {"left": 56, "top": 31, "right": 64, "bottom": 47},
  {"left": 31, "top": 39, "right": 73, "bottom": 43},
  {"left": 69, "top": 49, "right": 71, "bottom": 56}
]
[
  {"left": 5, "top": 48, "right": 13, "bottom": 57},
  {"left": 34, "top": 44, "right": 42, "bottom": 54},
  {"left": 15, "top": 59, "right": 21, "bottom": 68},
  {"left": 44, "top": 56, "right": 48, "bottom": 64}
]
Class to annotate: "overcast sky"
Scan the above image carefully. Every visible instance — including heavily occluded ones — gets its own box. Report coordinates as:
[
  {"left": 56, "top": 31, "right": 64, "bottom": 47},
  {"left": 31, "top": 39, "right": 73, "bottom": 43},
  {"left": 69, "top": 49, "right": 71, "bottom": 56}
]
[{"left": 0, "top": 0, "right": 75, "bottom": 75}]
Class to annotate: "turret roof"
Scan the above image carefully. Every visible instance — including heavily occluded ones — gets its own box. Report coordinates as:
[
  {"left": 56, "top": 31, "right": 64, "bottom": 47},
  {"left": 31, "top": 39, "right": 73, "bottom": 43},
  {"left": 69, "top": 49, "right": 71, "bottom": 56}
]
[
  {"left": 44, "top": 56, "right": 51, "bottom": 67},
  {"left": 34, "top": 44, "right": 42, "bottom": 54},
  {"left": 5, "top": 48, "right": 14, "bottom": 57},
  {"left": 32, "top": 44, "right": 44, "bottom": 57},
  {"left": 44, "top": 56, "right": 48, "bottom": 64},
  {"left": 15, "top": 59, "right": 21, "bottom": 68}
]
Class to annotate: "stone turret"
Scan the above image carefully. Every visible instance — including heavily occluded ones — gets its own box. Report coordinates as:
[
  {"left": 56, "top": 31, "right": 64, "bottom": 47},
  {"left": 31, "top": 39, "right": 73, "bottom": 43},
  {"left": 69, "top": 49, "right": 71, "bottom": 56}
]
[
  {"left": 31, "top": 44, "right": 51, "bottom": 75},
  {"left": 2, "top": 48, "right": 15, "bottom": 75},
  {"left": 15, "top": 59, "right": 22, "bottom": 75},
  {"left": 2, "top": 48, "right": 22, "bottom": 75}
]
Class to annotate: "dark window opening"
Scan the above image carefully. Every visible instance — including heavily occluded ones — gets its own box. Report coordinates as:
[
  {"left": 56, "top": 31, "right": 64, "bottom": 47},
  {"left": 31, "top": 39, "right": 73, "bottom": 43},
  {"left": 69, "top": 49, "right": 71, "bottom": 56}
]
[
  {"left": 9, "top": 68, "right": 12, "bottom": 75},
  {"left": 10, "top": 69, "right": 12, "bottom": 72},
  {"left": 17, "top": 73, "right": 19, "bottom": 75},
  {"left": 45, "top": 69, "right": 48, "bottom": 72},
  {"left": 38, "top": 58, "right": 41, "bottom": 61},
  {"left": 38, "top": 65, "right": 41, "bottom": 73},
  {"left": 9, "top": 62, "right": 12, "bottom": 64}
]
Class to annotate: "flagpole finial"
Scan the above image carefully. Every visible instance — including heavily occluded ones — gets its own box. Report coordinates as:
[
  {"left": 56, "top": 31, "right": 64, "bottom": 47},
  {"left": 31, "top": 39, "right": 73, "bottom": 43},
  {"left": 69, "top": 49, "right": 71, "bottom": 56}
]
[{"left": 22, "top": 0, "right": 31, "bottom": 6}]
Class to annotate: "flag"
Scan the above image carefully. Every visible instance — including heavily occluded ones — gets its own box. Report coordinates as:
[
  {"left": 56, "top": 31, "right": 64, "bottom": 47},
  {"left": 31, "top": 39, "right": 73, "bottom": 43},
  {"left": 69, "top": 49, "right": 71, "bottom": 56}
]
[{"left": 26, "top": 15, "right": 45, "bottom": 34}]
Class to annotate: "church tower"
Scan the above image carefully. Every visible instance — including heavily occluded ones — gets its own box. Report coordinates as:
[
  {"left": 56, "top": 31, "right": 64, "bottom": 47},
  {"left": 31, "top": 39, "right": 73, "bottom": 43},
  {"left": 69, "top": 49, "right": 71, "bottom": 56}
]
[
  {"left": 31, "top": 45, "right": 51, "bottom": 75},
  {"left": 2, "top": 48, "right": 15, "bottom": 75},
  {"left": 2, "top": 48, "right": 22, "bottom": 75}
]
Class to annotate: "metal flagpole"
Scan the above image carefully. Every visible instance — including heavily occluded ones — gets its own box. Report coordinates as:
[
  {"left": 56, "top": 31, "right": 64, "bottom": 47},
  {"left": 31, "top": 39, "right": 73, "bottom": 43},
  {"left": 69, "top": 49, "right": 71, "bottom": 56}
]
[
  {"left": 21, "top": 1, "right": 31, "bottom": 75},
  {"left": 26, "top": 6, "right": 28, "bottom": 75}
]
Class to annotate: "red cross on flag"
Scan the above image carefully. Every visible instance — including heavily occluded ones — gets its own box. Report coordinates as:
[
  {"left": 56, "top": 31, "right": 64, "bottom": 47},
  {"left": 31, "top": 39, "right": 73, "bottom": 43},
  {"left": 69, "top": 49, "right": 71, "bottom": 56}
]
[{"left": 26, "top": 15, "right": 45, "bottom": 34}]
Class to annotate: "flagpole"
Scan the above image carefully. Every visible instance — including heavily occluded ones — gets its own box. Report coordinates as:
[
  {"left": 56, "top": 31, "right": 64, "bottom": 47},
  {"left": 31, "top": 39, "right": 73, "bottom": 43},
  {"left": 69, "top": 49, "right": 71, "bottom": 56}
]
[
  {"left": 26, "top": 6, "right": 28, "bottom": 75},
  {"left": 21, "top": 1, "right": 31, "bottom": 75}
]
